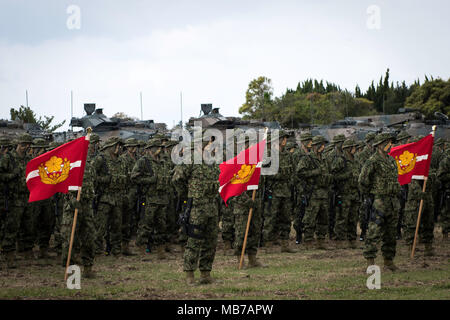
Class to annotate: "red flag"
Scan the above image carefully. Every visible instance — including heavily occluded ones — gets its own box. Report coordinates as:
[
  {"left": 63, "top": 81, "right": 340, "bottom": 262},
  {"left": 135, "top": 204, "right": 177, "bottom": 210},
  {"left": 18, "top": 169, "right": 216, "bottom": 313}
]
[
  {"left": 218, "top": 138, "right": 266, "bottom": 205},
  {"left": 388, "top": 134, "right": 434, "bottom": 185},
  {"left": 26, "top": 136, "right": 90, "bottom": 202}
]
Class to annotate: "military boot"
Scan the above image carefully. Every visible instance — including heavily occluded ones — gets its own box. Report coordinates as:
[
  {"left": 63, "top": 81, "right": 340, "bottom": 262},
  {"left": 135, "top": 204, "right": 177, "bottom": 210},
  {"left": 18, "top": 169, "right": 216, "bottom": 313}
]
[
  {"left": 122, "top": 242, "right": 136, "bottom": 256},
  {"left": 185, "top": 271, "right": 195, "bottom": 285},
  {"left": 315, "top": 239, "right": 328, "bottom": 250},
  {"left": 247, "top": 254, "right": 267, "bottom": 268},
  {"left": 383, "top": 258, "right": 399, "bottom": 272},
  {"left": 5, "top": 252, "right": 17, "bottom": 269},
  {"left": 280, "top": 240, "right": 297, "bottom": 253},
  {"left": 38, "top": 247, "right": 50, "bottom": 259},
  {"left": 424, "top": 243, "right": 435, "bottom": 257},
  {"left": 199, "top": 271, "right": 214, "bottom": 284},
  {"left": 156, "top": 246, "right": 167, "bottom": 260}
]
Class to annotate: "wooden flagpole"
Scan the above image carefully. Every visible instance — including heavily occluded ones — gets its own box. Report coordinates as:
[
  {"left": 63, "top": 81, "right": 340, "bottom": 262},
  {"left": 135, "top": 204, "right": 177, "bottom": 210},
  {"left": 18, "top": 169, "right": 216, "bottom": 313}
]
[
  {"left": 410, "top": 125, "right": 436, "bottom": 259},
  {"left": 238, "top": 128, "right": 267, "bottom": 270},
  {"left": 64, "top": 128, "right": 91, "bottom": 281},
  {"left": 239, "top": 189, "right": 257, "bottom": 270}
]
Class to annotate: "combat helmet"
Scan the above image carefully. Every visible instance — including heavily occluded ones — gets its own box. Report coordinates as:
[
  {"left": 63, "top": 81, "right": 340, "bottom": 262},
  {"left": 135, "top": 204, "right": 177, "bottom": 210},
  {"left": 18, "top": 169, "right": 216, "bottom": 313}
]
[
  {"left": 342, "top": 139, "right": 357, "bottom": 149},
  {"left": 372, "top": 133, "right": 394, "bottom": 147},
  {"left": 31, "top": 138, "right": 48, "bottom": 149},
  {"left": 0, "top": 136, "right": 12, "bottom": 147},
  {"left": 311, "top": 135, "right": 328, "bottom": 146},
  {"left": 124, "top": 138, "right": 139, "bottom": 147},
  {"left": 145, "top": 138, "right": 162, "bottom": 149},
  {"left": 364, "top": 132, "right": 376, "bottom": 143},
  {"left": 299, "top": 132, "right": 313, "bottom": 142},
  {"left": 100, "top": 136, "right": 123, "bottom": 151},
  {"left": 90, "top": 133, "right": 100, "bottom": 144},
  {"left": 17, "top": 133, "right": 33, "bottom": 144},
  {"left": 332, "top": 134, "right": 346, "bottom": 144},
  {"left": 396, "top": 131, "right": 411, "bottom": 143}
]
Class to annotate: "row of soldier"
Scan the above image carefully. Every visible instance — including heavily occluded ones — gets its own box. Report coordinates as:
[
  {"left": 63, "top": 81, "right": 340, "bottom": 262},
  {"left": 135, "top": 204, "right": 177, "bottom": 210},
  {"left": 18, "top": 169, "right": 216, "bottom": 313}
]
[{"left": 0, "top": 131, "right": 449, "bottom": 284}]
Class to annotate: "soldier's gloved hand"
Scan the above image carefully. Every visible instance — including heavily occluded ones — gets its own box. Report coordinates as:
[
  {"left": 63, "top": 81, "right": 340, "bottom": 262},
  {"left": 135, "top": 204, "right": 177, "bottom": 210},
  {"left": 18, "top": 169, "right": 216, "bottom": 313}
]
[
  {"left": 69, "top": 198, "right": 82, "bottom": 212},
  {"left": 243, "top": 198, "right": 255, "bottom": 210}
]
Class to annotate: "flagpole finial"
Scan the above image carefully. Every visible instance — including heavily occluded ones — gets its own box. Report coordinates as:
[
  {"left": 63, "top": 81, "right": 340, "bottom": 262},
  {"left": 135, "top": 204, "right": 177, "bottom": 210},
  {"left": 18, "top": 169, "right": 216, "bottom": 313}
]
[
  {"left": 431, "top": 125, "right": 436, "bottom": 137},
  {"left": 86, "top": 127, "right": 92, "bottom": 141}
]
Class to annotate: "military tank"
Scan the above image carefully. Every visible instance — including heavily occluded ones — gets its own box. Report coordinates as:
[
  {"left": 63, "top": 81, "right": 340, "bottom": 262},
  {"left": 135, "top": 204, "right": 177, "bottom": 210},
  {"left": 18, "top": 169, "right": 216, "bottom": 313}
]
[
  {"left": 65, "top": 103, "right": 167, "bottom": 142},
  {"left": 0, "top": 119, "right": 52, "bottom": 141}
]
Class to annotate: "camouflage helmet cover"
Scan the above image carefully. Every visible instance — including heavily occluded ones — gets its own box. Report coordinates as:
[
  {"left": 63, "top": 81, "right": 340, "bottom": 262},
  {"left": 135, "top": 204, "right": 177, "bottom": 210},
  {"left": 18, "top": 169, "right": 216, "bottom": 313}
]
[
  {"left": 332, "top": 134, "right": 346, "bottom": 144},
  {"left": 342, "top": 138, "right": 357, "bottom": 149},
  {"left": 101, "top": 136, "right": 123, "bottom": 150},
  {"left": 299, "top": 132, "right": 313, "bottom": 142},
  {"left": 31, "top": 138, "right": 48, "bottom": 148},
  {"left": 373, "top": 133, "right": 394, "bottom": 147},
  {"left": 17, "top": 133, "right": 33, "bottom": 144},
  {"left": 311, "top": 135, "right": 328, "bottom": 146},
  {"left": 364, "top": 132, "right": 376, "bottom": 143}
]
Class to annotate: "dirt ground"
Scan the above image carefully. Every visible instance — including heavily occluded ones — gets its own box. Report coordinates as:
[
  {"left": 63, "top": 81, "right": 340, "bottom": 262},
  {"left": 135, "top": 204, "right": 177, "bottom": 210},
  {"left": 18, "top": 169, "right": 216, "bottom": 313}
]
[{"left": 0, "top": 231, "right": 449, "bottom": 300}]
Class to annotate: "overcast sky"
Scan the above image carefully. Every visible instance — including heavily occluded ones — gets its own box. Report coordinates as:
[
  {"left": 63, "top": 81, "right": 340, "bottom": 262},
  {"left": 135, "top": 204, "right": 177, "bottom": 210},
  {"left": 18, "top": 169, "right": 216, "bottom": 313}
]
[{"left": 0, "top": 0, "right": 449, "bottom": 131}]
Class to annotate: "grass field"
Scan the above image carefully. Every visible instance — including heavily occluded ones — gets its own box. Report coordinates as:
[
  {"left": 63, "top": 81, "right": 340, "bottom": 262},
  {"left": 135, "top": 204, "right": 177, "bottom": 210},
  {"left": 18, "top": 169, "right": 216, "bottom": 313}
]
[{"left": 0, "top": 233, "right": 449, "bottom": 300}]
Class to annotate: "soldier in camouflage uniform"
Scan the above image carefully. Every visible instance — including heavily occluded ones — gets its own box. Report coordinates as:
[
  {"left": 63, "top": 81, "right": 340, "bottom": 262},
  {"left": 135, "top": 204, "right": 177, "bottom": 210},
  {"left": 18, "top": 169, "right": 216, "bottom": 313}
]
[
  {"left": 0, "top": 136, "right": 14, "bottom": 258},
  {"left": 403, "top": 136, "right": 435, "bottom": 257},
  {"left": 326, "top": 134, "right": 347, "bottom": 242},
  {"left": 296, "top": 135, "right": 330, "bottom": 250},
  {"left": 92, "top": 137, "right": 126, "bottom": 256},
  {"left": 1, "top": 134, "right": 34, "bottom": 268},
  {"left": 356, "top": 132, "right": 376, "bottom": 241},
  {"left": 431, "top": 138, "right": 447, "bottom": 230},
  {"left": 172, "top": 137, "right": 220, "bottom": 285},
  {"left": 393, "top": 131, "right": 413, "bottom": 240},
  {"left": 61, "top": 134, "right": 97, "bottom": 278},
  {"left": 45, "top": 141, "right": 64, "bottom": 256},
  {"left": 29, "top": 138, "right": 55, "bottom": 259},
  {"left": 293, "top": 133, "right": 313, "bottom": 244},
  {"left": 262, "top": 131, "right": 296, "bottom": 253},
  {"left": 333, "top": 139, "right": 360, "bottom": 248},
  {"left": 359, "top": 133, "right": 400, "bottom": 271},
  {"left": 119, "top": 138, "right": 140, "bottom": 256},
  {"left": 437, "top": 145, "right": 450, "bottom": 239},
  {"left": 132, "top": 138, "right": 169, "bottom": 260},
  {"left": 230, "top": 188, "right": 266, "bottom": 268}
]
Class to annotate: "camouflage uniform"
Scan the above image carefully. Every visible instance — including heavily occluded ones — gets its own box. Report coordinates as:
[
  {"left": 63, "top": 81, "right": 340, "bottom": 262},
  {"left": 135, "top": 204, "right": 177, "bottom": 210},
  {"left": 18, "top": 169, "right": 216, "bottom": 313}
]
[
  {"left": 230, "top": 188, "right": 265, "bottom": 267},
  {"left": 356, "top": 132, "right": 376, "bottom": 241},
  {"left": 119, "top": 138, "right": 140, "bottom": 253},
  {"left": 162, "top": 140, "right": 179, "bottom": 245},
  {"left": 132, "top": 139, "right": 170, "bottom": 257},
  {"left": 293, "top": 133, "right": 313, "bottom": 243},
  {"left": 30, "top": 138, "right": 54, "bottom": 258},
  {"left": 172, "top": 141, "right": 220, "bottom": 281},
  {"left": 262, "top": 131, "right": 295, "bottom": 251},
  {"left": 403, "top": 178, "right": 435, "bottom": 254},
  {"left": 332, "top": 139, "right": 360, "bottom": 246},
  {"left": 1, "top": 134, "right": 34, "bottom": 266},
  {"left": 296, "top": 135, "right": 330, "bottom": 247},
  {"left": 359, "top": 133, "right": 400, "bottom": 269},
  {"left": 437, "top": 148, "right": 450, "bottom": 237},
  {"left": 431, "top": 138, "right": 447, "bottom": 233},
  {"left": 92, "top": 137, "right": 126, "bottom": 256},
  {"left": 46, "top": 141, "right": 65, "bottom": 255},
  {"left": 61, "top": 150, "right": 96, "bottom": 271},
  {"left": 0, "top": 137, "right": 14, "bottom": 254}
]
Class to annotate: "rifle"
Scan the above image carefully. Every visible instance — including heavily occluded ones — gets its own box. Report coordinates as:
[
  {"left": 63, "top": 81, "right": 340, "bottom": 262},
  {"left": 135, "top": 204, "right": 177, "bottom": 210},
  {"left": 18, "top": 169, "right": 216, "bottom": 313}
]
[
  {"left": 177, "top": 198, "right": 204, "bottom": 239},
  {"left": 360, "top": 194, "right": 374, "bottom": 241}
]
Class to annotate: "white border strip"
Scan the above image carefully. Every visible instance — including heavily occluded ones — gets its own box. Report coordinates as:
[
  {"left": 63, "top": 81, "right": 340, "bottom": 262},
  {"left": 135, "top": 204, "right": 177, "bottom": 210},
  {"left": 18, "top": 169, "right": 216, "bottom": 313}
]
[
  {"left": 416, "top": 155, "right": 428, "bottom": 162},
  {"left": 412, "top": 175, "right": 425, "bottom": 180}
]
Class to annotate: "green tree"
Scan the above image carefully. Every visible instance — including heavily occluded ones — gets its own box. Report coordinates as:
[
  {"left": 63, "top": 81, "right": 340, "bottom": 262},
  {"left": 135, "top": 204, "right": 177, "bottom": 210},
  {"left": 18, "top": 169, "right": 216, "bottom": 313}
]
[
  {"left": 404, "top": 78, "right": 450, "bottom": 118},
  {"left": 239, "top": 76, "right": 274, "bottom": 120},
  {"left": 10, "top": 105, "right": 66, "bottom": 132}
]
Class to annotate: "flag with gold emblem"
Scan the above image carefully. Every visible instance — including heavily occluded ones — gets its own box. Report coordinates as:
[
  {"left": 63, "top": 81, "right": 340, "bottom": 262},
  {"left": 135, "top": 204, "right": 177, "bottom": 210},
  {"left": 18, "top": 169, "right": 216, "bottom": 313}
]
[
  {"left": 26, "top": 136, "right": 90, "bottom": 202},
  {"left": 389, "top": 133, "right": 434, "bottom": 185},
  {"left": 218, "top": 138, "right": 266, "bottom": 205}
]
